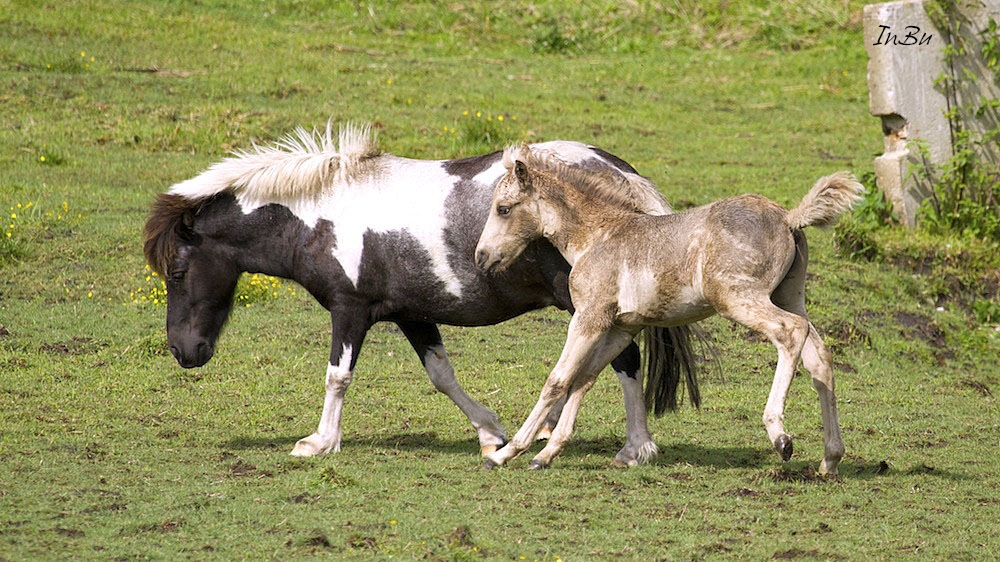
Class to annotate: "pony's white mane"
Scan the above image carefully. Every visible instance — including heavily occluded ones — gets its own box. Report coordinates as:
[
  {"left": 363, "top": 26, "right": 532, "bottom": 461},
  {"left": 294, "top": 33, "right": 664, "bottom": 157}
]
[
  {"left": 168, "top": 122, "right": 380, "bottom": 205},
  {"left": 502, "top": 143, "right": 671, "bottom": 215}
]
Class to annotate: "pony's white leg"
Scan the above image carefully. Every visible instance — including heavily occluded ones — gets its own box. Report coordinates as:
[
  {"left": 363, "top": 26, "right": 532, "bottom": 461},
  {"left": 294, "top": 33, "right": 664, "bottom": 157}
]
[
  {"left": 611, "top": 368, "right": 658, "bottom": 467},
  {"left": 802, "top": 324, "right": 845, "bottom": 475},
  {"left": 423, "top": 344, "right": 506, "bottom": 455},
  {"left": 529, "top": 328, "right": 636, "bottom": 468},
  {"left": 291, "top": 345, "right": 354, "bottom": 457}
]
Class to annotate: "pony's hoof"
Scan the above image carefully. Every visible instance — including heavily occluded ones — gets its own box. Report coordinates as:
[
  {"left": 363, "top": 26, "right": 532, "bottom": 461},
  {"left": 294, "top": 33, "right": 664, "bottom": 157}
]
[
  {"left": 482, "top": 458, "right": 500, "bottom": 470},
  {"left": 775, "top": 435, "right": 794, "bottom": 462},
  {"left": 528, "top": 459, "right": 549, "bottom": 470},
  {"left": 536, "top": 426, "right": 554, "bottom": 441},
  {"left": 481, "top": 444, "right": 498, "bottom": 456},
  {"left": 290, "top": 440, "right": 318, "bottom": 457}
]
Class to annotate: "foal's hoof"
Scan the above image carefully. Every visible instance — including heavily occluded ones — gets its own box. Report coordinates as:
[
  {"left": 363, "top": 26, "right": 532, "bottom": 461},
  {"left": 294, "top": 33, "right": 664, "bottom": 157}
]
[
  {"left": 775, "top": 435, "right": 794, "bottom": 462},
  {"left": 482, "top": 458, "right": 500, "bottom": 470},
  {"left": 528, "top": 459, "right": 550, "bottom": 470},
  {"left": 481, "top": 444, "right": 499, "bottom": 456}
]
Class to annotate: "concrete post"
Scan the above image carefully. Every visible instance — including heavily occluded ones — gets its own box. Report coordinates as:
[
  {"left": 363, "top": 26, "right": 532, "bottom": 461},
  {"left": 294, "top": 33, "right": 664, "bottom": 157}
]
[{"left": 865, "top": 0, "right": 1000, "bottom": 227}]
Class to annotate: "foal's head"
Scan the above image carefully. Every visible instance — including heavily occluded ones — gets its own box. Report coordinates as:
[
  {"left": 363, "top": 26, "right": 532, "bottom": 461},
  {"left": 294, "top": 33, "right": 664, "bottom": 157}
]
[
  {"left": 144, "top": 194, "right": 240, "bottom": 368},
  {"left": 475, "top": 154, "right": 543, "bottom": 274}
]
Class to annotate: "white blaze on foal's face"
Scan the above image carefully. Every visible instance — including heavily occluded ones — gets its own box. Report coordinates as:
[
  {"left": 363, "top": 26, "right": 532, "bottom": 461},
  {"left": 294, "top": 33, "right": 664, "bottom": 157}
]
[{"left": 478, "top": 161, "right": 541, "bottom": 272}]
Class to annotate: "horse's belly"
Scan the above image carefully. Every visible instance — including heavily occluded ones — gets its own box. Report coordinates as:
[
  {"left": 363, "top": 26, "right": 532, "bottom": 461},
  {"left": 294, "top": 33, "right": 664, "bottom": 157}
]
[
  {"left": 618, "top": 300, "right": 714, "bottom": 327},
  {"left": 616, "top": 266, "right": 710, "bottom": 326}
]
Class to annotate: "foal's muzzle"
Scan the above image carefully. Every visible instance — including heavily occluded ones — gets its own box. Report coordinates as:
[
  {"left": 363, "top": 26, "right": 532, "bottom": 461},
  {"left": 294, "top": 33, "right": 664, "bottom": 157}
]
[{"left": 475, "top": 248, "right": 503, "bottom": 274}]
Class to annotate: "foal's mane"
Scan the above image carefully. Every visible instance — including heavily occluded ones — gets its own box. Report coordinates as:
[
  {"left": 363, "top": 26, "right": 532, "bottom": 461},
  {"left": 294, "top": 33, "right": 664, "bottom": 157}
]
[
  {"left": 144, "top": 123, "right": 380, "bottom": 276},
  {"left": 503, "top": 144, "right": 670, "bottom": 215}
]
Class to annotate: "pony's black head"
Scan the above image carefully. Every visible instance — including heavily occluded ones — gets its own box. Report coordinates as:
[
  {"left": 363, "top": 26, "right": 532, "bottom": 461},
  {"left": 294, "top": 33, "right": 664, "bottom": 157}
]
[{"left": 144, "top": 194, "right": 240, "bottom": 368}]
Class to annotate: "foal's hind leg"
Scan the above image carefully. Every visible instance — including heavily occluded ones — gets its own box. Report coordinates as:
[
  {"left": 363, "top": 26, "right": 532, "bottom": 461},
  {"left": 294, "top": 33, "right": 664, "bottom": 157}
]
[
  {"left": 721, "top": 300, "right": 810, "bottom": 463},
  {"left": 770, "top": 233, "right": 844, "bottom": 475},
  {"left": 398, "top": 321, "right": 506, "bottom": 455},
  {"left": 801, "top": 324, "right": 844, "bottom": 475}
]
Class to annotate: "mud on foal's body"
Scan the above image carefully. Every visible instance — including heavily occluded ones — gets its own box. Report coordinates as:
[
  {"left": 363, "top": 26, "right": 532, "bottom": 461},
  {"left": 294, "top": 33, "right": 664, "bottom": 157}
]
[{"left": 475, "top": 148, "right": 861, "bottom": 474}]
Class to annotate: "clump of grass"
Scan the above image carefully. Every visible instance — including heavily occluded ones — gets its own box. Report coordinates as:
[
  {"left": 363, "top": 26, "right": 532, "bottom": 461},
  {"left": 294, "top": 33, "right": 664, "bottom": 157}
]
[
  {"left": 532, "top": 19, "right": 589, "bottom": 54},
  {"left": 44, "top": 50, "right": 96, "bottom": 73},
  {"left": 130, "top": 268, "right": 297, "bottom": 308},
  {"left": 439, "top": 111, "right": 523, "bottom": 155},
  {"left": 234, "top": 273, "right": 298, "bottom": 306},
  {"left": 1, "top": 200, "right": 75, "bottom": 264},
  {"left": 37, "top": 147, "right": 67, "bottom": 166}
]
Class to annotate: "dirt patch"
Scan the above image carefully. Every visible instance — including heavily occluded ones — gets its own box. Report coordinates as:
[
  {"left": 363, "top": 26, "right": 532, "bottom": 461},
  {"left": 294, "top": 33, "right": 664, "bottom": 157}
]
[
  {"left": 774, "top": 548, "right": 817, "bottom": 559},
  {"left": 894, "top": 311, "right": 956, "bottom": 363},
  {"left": 230, "top": 460, "right": 258, "bottom": 477},
  {"left": 53, "top": 527, "right": 85, "bottom": 538},
  {"left": 894, "top": 312, "right": 946, "bottom": 347},
  {"left": 761, "top": 466, "right": 830, "bottom": 483},
  {"left": 40, "top": 337, "right": 106, "bottom": 355},
  {"left": 723, "top": 487, "right": 762, "bottom": 498},
  {"left": 962, "top": 378, "right": 993, "bottom": 397},
  {"left": 824, "top": 317, "right": 873, "bottom": 350}
]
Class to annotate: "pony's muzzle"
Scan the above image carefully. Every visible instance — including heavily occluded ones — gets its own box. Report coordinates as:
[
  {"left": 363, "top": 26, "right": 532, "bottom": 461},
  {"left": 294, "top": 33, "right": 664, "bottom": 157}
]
[{"left": 169, "top": 339, "right": 214, "bottom": 368}]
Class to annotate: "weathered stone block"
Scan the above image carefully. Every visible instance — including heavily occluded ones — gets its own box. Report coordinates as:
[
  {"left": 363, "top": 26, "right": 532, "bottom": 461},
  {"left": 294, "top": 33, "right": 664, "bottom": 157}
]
[
  {"left": 865, "top": 0, "right": 1000, "bottom": 227},
  {"left": 865, "top": 1, "right": 949, "bottom": 226}
]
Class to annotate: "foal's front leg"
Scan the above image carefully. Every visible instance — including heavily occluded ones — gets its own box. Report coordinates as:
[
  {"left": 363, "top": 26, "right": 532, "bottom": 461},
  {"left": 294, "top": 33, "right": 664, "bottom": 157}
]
[{"left": 484, "top": 319, "right": 634, "bottom": 469}]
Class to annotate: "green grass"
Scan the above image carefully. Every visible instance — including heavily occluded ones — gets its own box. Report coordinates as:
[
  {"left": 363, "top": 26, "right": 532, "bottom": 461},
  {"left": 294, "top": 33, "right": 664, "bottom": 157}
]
[{"left": 2, "top": 1, "right": 999, "bottom": 560}]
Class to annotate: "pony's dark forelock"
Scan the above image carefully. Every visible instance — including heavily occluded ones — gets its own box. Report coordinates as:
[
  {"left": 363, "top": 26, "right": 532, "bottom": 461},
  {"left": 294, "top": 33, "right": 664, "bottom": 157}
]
[{"left": 143, "top": 193, "right": 198, "bottom": 276}]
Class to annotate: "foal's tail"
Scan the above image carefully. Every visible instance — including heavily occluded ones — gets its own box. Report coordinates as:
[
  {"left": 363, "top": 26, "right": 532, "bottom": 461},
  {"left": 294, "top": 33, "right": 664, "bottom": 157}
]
[
  {"left": 784, "top": 171, "right": 865, "bottom": 230},
  {"left": 643, "top": 325, "right": 703, "bottom": 416}
]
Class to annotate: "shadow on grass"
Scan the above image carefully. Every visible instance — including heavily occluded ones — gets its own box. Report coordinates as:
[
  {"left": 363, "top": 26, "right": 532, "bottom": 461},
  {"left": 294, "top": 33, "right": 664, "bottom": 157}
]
[
  {"left": 222, "top": 433, "right": 971, "bottom": 481},
  {"left": 222, "top": 431, "right": 479, "bottom": 456}
]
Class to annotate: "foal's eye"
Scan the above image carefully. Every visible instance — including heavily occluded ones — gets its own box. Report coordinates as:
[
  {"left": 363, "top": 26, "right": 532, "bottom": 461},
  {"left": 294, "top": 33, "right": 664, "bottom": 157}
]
[
  {"left": 168, "top": 270, "right": 186, "bottom": 283},
  {"left": 497, "top": 205, "right": 511, "bottom": 216}
]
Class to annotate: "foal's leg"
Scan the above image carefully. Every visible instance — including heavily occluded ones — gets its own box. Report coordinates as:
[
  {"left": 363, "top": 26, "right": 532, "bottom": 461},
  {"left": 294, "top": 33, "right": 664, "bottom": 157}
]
[
  {"left": 801, "top": 324, "right": 844, "bottom": 475},
  {"left": 291, "top": 311, "right": 368, "bottom": 457},
  {"left": 721, "top": 300, "right": 810, "bottom": 462},
  {"left": 537, "top": 342, "right": 655, "bottom": 468},
  {"left": 530, "top": 328, "right": 632, "bottom": 468},
  {"left": 770, "top": 234, "right": 844, "bottom": 475},
  {"left": 484, "top": 318, "right": 634, "bottom": 468},
  {"left": 397, "top": 321, "right": 506, "bottom": 455}
]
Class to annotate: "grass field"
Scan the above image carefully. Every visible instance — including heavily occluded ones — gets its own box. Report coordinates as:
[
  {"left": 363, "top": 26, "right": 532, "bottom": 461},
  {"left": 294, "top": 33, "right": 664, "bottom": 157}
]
[{"left": 2, "top": 1, "right": 998, "bottom": 560}]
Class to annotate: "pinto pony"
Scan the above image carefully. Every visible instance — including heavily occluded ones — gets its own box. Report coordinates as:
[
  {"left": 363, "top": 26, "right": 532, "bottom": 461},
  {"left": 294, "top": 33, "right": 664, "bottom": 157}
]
[
  {"left": 475, "top": 145, "right": 861, "bottom": 474},
  {"left": 143, "top": 124, "right": 699, "bottom": 466}
]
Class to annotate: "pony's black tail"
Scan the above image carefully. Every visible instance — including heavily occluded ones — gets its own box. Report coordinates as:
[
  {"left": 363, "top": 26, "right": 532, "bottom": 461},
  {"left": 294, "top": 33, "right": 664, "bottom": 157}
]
[{"left": 642, "top": 325, "right": 703, "bottom": 416}]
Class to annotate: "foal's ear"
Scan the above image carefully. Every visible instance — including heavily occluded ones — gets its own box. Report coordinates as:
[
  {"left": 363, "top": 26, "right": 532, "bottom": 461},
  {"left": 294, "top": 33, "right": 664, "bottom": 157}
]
[{"left": 514, "top": 160, "right": 533, "bottom": 192}]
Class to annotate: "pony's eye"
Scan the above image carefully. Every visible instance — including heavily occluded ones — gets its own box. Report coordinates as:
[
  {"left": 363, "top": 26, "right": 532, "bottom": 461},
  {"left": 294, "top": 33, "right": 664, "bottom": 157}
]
[
  {"left": 168, "top": 270, "right": 186, "bottom": 283},
  {"left": 497, "top": 205, "right": 511, "bottom": 216}
]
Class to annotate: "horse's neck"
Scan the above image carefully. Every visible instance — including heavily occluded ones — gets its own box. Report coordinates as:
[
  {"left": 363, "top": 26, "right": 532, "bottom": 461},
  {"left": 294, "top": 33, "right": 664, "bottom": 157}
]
[
  {"left": 538, "top": 190, "right": 636, "bottom": 266},
  {"left": 205, "top": 196, "right": 301, "bottom": 279}
]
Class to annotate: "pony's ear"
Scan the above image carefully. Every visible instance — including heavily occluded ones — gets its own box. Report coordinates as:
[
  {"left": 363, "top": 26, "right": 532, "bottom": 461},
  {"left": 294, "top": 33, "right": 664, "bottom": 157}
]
[{"left": 514, "top": 160, "right": 533, "bottom": 193}]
